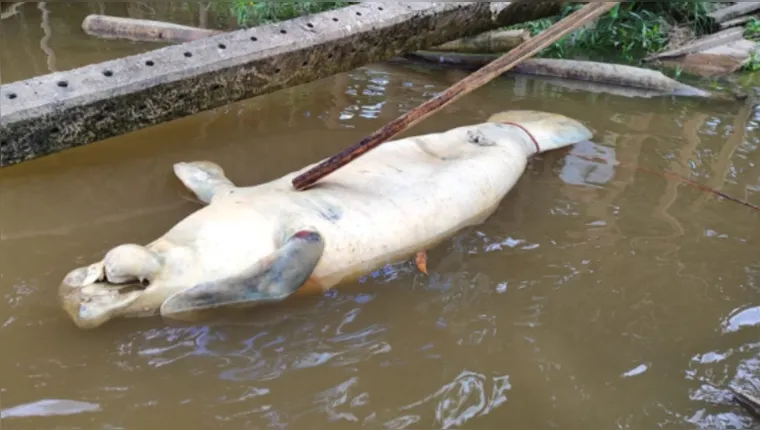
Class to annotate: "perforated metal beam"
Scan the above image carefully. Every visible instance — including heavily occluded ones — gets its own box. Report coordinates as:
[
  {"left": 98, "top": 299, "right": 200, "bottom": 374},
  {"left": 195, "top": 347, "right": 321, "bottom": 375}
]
[{"left": 0, "top": 1, "right": 561, "bottom": 167}]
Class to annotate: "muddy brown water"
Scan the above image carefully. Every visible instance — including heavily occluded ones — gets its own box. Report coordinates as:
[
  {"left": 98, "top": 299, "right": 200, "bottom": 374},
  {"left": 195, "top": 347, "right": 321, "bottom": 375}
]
[{"left": 1, "top": 2, "right": 760, "bottom": 429}]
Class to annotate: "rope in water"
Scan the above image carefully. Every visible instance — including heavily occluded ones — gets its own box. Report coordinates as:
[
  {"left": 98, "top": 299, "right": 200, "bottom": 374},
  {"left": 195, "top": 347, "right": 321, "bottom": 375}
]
[{"left": 500, "top": 121, "right": 760, "bottom": 213}]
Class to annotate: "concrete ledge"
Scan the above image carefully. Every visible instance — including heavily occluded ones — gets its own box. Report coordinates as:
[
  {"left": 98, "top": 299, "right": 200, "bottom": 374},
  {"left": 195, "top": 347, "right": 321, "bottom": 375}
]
[{"left": 0, "top": 1, "right": 561, "bottom": 167}]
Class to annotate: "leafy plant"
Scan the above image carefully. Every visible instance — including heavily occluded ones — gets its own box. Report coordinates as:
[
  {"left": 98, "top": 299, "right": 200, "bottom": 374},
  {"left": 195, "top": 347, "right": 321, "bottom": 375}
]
[
  {"left": 740, "top": 17, "right": 760, "bottom": 72},
  {"left": 229, "top": 1, "right": 353, "bottom": 27},
  {"left": 507, "top": 1, "right": 713, "bottom": 64},
  {"left": 745, "top": 16, "right": 760, "bottom": 41},
  {"left": 742, "top": 50, "right": 760, "bottom": 72}
]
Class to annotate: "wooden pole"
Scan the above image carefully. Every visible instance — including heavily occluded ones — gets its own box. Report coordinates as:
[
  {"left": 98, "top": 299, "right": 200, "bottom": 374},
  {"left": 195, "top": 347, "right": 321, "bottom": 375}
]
[
  {"left": 428, "top": 29, "right": 531, "bottom": 54},
  {"left": 81, "top": 14, "right": 223, "bottom": 43},
  {"left": 291, "top": 2, "right": 619, "bottom": 191}
]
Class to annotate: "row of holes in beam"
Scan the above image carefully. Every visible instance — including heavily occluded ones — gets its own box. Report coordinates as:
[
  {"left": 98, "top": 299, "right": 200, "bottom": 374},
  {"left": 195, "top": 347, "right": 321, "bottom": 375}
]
[{"left": 3, "top": 8, "right": 382, "bottom": 101}]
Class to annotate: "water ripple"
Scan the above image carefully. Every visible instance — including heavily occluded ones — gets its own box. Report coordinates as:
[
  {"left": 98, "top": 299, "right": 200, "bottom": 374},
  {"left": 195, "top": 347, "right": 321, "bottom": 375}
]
[{"left": 386, "top": 370, "right": 512, "bottom": 429}]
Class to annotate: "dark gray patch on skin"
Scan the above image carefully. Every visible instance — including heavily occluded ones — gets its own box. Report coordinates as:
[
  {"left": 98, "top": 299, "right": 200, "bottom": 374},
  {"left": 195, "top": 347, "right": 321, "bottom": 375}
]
[
  {"left": 317, "top": 206, "right": 342, "bottom": 222},
  {"left": 299, "top": 197, "right": 343, "bottom": 222},
  {"left": 467, "top": 129, "right": 495, "bottom": 147},
  {"left": 193, "top": 291, "right": 219, "bottom": 305}
]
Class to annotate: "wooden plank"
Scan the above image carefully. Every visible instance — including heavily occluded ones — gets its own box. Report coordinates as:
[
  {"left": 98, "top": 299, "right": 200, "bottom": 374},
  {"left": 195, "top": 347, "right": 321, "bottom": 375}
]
[
  {"left": 644, "top": 27, "right": 745, "bottom": 61},
  {"left": 709, "top": 2, "right": 760, "bottom": 24}
]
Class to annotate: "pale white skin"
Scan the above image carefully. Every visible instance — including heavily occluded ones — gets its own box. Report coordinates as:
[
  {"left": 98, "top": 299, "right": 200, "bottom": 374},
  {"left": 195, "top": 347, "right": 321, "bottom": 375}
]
[{"left": 59, "top": 110, "right": 593, "bottom": 329}]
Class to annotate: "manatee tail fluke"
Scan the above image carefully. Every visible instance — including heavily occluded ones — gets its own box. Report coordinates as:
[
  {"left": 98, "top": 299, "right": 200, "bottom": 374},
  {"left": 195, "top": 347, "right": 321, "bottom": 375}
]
[
  {"left": 487, "top": 110, "right": 593, "bottom": 155},
  {"left": 496, "top": 111, "right": 760, "bottom": 214}
]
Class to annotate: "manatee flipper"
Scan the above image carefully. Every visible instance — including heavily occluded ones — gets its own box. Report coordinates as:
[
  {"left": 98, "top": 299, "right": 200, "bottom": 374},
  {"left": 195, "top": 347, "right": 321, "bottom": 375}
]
[
  {"left": 159, "top": 228, "right": 325, "bottom": 320},
  {"left": 172, "top": 161, "right": 236, "bottom": 204}
]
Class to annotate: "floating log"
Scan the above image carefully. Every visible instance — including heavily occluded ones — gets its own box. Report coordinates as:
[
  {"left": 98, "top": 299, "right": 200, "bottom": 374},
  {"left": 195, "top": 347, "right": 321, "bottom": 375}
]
[
  {"left": 428, "top": 29, "right": 530, "bottom": 54},
  {"left": 644, "top": 26, "right": 758, "bottom": 78},
  {"left": 0, "top": 1, "right": 563, "bottom": 168},
  {"left": 709, "top": 2, "right": 760, "bottom": 25},
  {"left": 645, "top": 27, "right": 745, "bottom": 61},
  {"left": 719, "top": 14, "right": 759, "bottom": 30},
  {"left": 661, "top": 41, "right": 757, "bottom": 78},
  {"left": 82, "top": 14, "right": 224, "bottom": 44},
  {"left": 657, "top": 49, "right": 752, "bottom": 78},
  {"left": 290, "top": 2, "right": 620, "bottom": 191},
  {"left": 404, "top": 52, "right": 714, "bottom": 98}
]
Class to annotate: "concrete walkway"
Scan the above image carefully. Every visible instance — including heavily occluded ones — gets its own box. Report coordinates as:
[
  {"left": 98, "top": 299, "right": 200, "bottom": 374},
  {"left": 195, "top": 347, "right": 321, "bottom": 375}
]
[{"left": 0, "top": 1, "right": 560, "bottom": 168}]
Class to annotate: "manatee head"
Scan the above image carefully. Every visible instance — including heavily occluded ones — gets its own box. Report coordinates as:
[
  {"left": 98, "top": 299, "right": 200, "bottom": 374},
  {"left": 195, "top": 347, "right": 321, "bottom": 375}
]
[
  {"left": 59, "top": 219, "right": 327, "bottom": 329},
  {"left": 59, "top": 244, "right": 164, "bottom": 329}
]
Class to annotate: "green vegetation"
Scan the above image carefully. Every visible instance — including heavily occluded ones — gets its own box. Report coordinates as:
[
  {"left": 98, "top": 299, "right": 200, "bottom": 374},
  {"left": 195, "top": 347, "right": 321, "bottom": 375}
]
[
  {"left": 743, "top": 17, "right": 760, "bottom": 72},
  {"left": 211, "top": 1, "right": 759, "bottom": 75},
  {"left": 508, "top": 2, "right": 717, "bottom": 64},
  {"left": 227, "top": 1, "right": 354, "bottom": 27},
  {"left": 746, "top": 16, "right": 760, "bottom": 39}
]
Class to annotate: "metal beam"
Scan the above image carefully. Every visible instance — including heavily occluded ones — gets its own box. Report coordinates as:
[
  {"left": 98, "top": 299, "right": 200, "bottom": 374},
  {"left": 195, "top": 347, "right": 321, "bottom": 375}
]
[{"left": 0, "top": 1, "right": 561, "bottom": 167}]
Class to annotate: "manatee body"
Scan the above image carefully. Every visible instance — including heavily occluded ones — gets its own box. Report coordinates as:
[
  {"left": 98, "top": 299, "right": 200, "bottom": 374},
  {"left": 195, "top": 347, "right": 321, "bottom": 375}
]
[{"left": 59, "top": 110, "right": 593, "bottom": 329}]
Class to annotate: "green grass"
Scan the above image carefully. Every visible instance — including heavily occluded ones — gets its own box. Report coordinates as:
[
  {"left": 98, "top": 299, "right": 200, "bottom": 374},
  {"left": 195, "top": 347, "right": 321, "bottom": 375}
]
[
  {"left": 225, "top": 1, "right": 354, "bottom": 27},
  {"left": 746, "top": 16, "right": 760, "bottom": 39},
  {"left": 214, "top": 1, "right": 759, "bottom": 75},
  {"left": 742, "top": 17, "right": 760, "bottom": 72},
  {"left": 507, "top": 1, "right": 716, "bottom": 64}
]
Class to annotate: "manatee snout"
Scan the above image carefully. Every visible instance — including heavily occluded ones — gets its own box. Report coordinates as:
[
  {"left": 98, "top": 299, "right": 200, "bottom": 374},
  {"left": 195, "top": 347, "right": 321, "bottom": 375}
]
[
  {"left": 102, "top": 244, "right": 162, "bottom": 284},
  {"left": 58, "top": 244, "right": 162, "bottom": 329}
]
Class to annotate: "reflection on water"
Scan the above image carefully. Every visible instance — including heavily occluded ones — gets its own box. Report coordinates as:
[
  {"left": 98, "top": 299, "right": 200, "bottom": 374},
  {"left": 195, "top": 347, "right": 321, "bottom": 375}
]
[
  {"left": 1, "top": 1, "right": 760, "bottom": 429},
  {"left": 1, "top": 399, "right": 101, "bottom": 419},
  {"left": 723, "top": 306, "right": 760, "bottom": 334},
  {"left": 560, "top": 140, "right": 618, "bottom": 187}
]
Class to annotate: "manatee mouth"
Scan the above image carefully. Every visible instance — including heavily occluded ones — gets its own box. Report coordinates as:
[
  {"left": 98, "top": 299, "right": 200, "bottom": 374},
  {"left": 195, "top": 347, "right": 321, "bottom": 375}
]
[
  {"left": 58, "top": 263, "right": 145, "bottom": 329},
  {"left": 58, "top": 244, "right": 162, "bottom": 329}
]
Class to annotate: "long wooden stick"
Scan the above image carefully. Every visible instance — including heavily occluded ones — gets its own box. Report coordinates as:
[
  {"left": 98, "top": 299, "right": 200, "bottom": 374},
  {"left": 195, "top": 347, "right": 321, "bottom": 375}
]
[{"left": 291, "top": 2, "right": 619, "bottom": 191}]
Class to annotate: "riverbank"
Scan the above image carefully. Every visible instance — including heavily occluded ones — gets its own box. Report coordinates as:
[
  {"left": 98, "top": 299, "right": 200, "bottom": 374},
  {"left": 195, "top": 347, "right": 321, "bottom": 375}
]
[
  {"left": 61, "top": 1, "right": 760, "bottom": 84},
  {"left": 493, "top": 2, "right": 759, "bottom": 80},
  {"left": 223, "top": 1, "right": 760, "bottom": 89}
]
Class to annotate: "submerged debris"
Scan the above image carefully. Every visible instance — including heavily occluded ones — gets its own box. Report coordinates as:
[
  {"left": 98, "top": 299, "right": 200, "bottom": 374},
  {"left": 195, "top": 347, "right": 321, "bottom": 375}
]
[
  {"left": 709, "top": 2, "right": 760, "bottom": 30},
  {"left": 644, "top": 27, "right": 758, "bottom": 77},
  {"left": 402, "top": 52, "right": 715, "bottom": 98}
]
